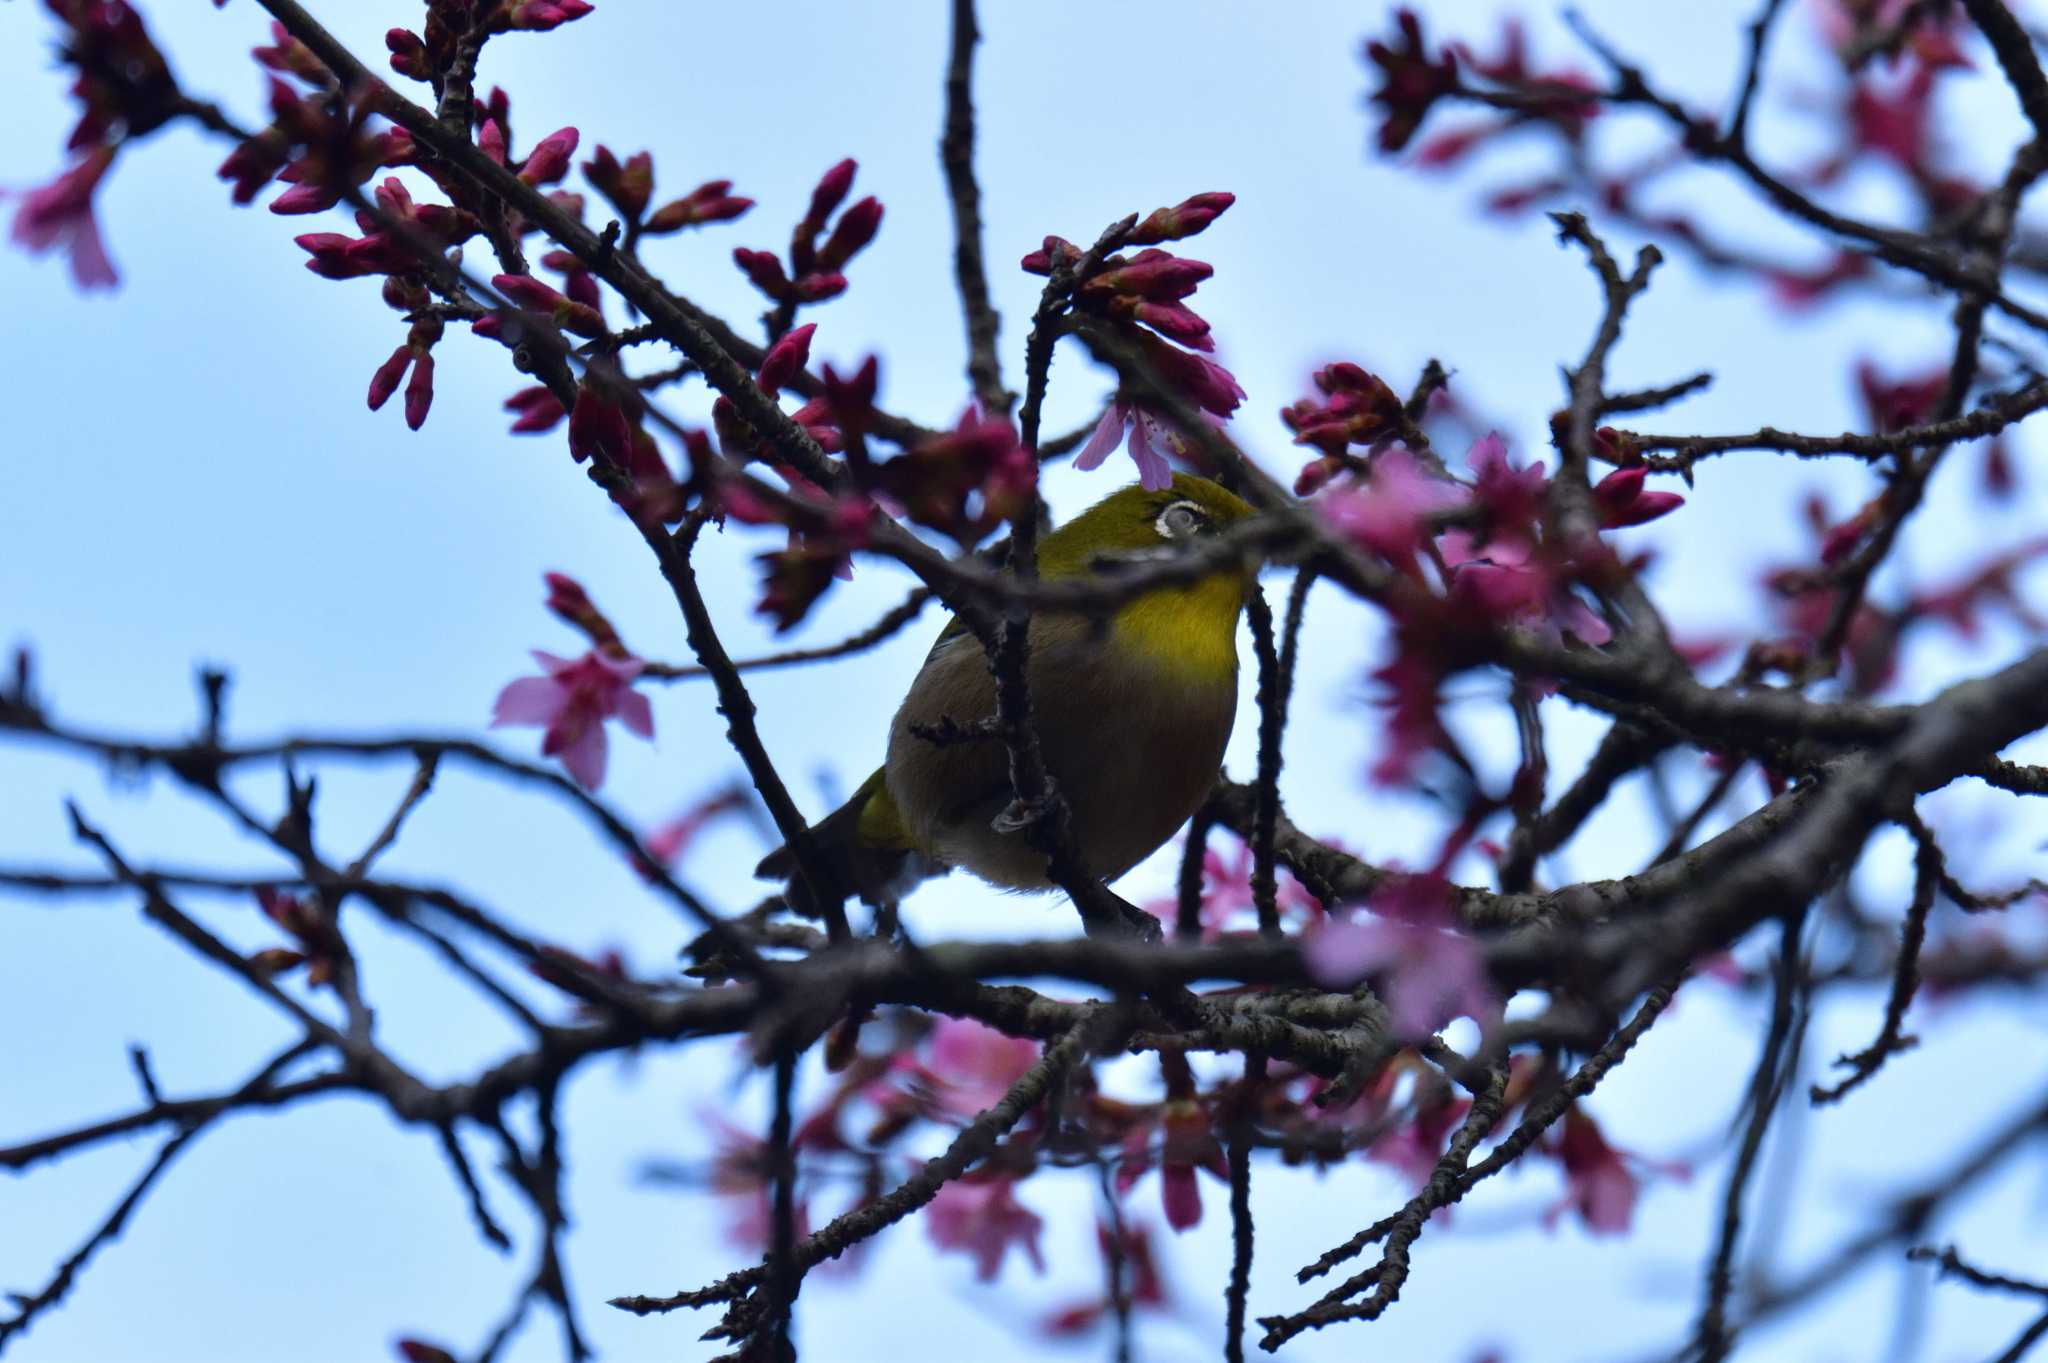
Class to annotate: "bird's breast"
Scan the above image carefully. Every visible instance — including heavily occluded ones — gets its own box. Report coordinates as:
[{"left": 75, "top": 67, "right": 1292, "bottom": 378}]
[{"left": 1105, "top": 575, "right": 1246, "bottom": 684}]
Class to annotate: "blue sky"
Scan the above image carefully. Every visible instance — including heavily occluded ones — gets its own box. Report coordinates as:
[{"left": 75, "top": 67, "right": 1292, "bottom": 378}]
[{"left": 4, "top": 3, "right": 2046, "bottom": 1361}]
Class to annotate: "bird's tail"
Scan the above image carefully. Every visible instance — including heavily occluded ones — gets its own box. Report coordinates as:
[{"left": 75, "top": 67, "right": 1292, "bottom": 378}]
[{"left": 755, "top": 769, "right": 933, "bottom": 912}]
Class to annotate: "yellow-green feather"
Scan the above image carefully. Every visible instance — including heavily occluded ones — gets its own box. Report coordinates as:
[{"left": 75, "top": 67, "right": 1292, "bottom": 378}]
[{"left": 847, "top": 473, "right": 1252, "bottom": 861}]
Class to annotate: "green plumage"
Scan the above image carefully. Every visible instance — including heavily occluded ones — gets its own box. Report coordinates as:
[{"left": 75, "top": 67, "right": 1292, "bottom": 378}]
[{"left": 758, "top": 473, "right": 1254, "bottom": 906}]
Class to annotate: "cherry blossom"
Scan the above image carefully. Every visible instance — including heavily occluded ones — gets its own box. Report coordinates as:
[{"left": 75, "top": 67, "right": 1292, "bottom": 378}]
[
  {"left": 8, "top": 148, "right": 118, "bottom": 290},
  {"left": 491, "top": 650, "right": 653, "bottom": 790},
  {"left": 924, "top": 1177, "right": 1047, "bottom": 1281},
  {"left": 1304, "top": 873, "right": 1494, "bottom": 1038}
]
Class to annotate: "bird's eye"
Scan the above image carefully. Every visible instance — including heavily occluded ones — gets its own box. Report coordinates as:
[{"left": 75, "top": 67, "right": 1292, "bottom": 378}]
[{"left": 1155, "top": 501, "right": 1206, "bottom": 540}]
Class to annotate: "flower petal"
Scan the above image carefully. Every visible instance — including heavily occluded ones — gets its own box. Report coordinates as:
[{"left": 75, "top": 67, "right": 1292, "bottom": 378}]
[
  {"left": 1128, "top": 415, "right": 1173, "bottom": 491},
  {"left": 615, "top": 688, "right": 654, "bottom": 739},
  {"left": 491, "top": 676, "right": 565, "bottom": 727},
  {"left": 1072, "top": 404, "right": 1126, "bottom": 472},
  {"left": 557, "top": 721, "right": 609, "bottom": 790}
]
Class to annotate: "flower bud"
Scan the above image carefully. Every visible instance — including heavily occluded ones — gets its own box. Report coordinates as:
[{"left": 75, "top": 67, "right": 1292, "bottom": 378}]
[
  {"left": 643, "top": 179, "right": 753, "bottom": 233},
  {"left": 1127, "top": 191, "right": 1235, "bottom": 244},
  {"left": 791, "top": 271, "right": 847, "bottom": 303},
  {"left": 1019, "top": 235, "right": 1082, "bottom": 275},
  {"left": 366, "top": 346, "right": 412, "bottom": 412},
  {"left": 502, "top": 0, "right": 595, "bottom": 32},
  {"left": 519, "top": 126, "right": 579, "bottom": 187},
  {"left": 804, "top": 158, "right": 857, "bottom": 229},
  {"left": 583, "top": 145, "right": 653, "bottom": 219},
  {"left": 732, "top": 247, "right": 791, "bottom": 301},
  {"left": 385, "top": 27, "right": 430, "bottom": 80},
  {"left": 814, "top": 195, "right": 882, "bottom": 271},
  {"left": 403, "top": 351, "right": 435, "bottom": 430},
  {"left": 757, "top": 322, "right": 816, "bottom": 395},
  {"left": 505, "top": 385, "right": 567, "bottom": 433}
]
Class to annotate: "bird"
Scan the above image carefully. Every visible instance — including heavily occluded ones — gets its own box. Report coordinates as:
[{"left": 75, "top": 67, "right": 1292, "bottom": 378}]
[{"left": 757, "top": 472, "right": 1256, "bottom": 910}]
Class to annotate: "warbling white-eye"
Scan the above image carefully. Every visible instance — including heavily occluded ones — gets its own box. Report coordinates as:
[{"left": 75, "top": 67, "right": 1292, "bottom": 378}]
[{"left": 759, "top": 472, "right": 1255, "bottom": 906}]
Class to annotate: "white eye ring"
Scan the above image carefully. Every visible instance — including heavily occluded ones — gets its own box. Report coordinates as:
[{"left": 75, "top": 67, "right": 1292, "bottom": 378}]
[{"left": 1155, "top": 500, "right": 1206, "bottom": 539}]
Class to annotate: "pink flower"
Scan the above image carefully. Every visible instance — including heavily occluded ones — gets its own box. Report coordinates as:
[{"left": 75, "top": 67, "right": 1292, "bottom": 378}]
[
  {"left": 1366, "top": 10, "right": 1462, "bottom": 152},
  {"left": 1115, "top": 1100, "right": 1229, "bottom": 1232},
  {"left": 869, "top": 404, "right": 1037, "bottom": 543},
  {"left": 1318, "top": 448, "right": 1465, "bottom": 574},
  {"left": 699, "top": 1114, "right": 815, "bottom": 1251},
  {"left": 1766, "top": 250, "right": 1869, "bottom": 308},
  {"left": 1466, "top": 431, "right": 1547, "bottom": 533},
  {"left": 1542, "top": 1107, "right": 1685, "bottom": 1235},
  {"left": 1075, "top": 399, "right": 1176, "bottom": 490},
  {"left": 925, "top": 1178, "right": 1047, "bottom": 1281},
  {"left": 491, "top": 649, "right": 653, "bottom": 790},
  {"left": 923, "top": 1018, "right": 1039, "bottom": 1119},
  {"left": 1143, "top": 839, "right": 1321, "bottom": 940},
  {"left": 1304, "top": 873, "right": 1494, "bottom": 1038},
  {"left": 9, "top": 148, "right": 119, "bottom": 290},
  {"left": 1367, "top": 648, "right": 1451, "bottom": 785},
  {"left": 638, "top": 789, "right": 746, "bottom": 874},
  {"left": 1072, "top": 344, "right": 1241, "bottom": 490},
  {"left": 1368, "top": 1092, "right": 1472, "bottom": 1188},
  {"left": 1041, "top": 1223, "right": 1171, "bottom": 1336},
  {"left": 1856, "top": 359, "right": 1948, "bottom": 432}
]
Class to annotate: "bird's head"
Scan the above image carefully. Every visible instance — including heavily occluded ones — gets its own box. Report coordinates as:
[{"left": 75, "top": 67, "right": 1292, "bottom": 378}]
[{"left": 1037, "top": 473, "right": 1255, "bottom": 578}]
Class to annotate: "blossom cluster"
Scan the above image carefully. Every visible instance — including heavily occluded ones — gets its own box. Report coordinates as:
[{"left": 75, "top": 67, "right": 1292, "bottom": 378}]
[{"left": 1026, "top": 192, "right": 1246, "bottom": 490}]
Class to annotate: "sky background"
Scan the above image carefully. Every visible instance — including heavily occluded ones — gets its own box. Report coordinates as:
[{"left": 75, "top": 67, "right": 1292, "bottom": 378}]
[{"left": 4, "top": 2, "right": 2047, "bottom": 1362}]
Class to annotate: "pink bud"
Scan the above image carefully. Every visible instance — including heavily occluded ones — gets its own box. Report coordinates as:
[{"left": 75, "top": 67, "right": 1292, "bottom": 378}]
[
  {"left": 1090, "top": 249, "right": 1212, "bottom": 301},
  {"left": 385, "top": 27, "right": 430, "bottom": 80},
  {"left": 1592, "top": 465, "right": 1645, "bottom": 509},
  {"left": 733, "top": 247, "right": 791, "bottom": 300},
  {"left": 494, "top": 272, "right": 605, "bottom": 337},
  {"left": 1127, "top": 191, "right": 1235, "bottom": 245},
  {"left": 478, "top": 119, "right": 507, "bottom": 166},
  {"left": 505, "top": 385, "right": 568, "bottom": 433},
  {"left": 822, "top": 356, "right": 880, "bottom": 415},
  {"left": 815, "top": 195, "right": 882, "bottom": 271},
  {"left": 791, "top": 271, "right": 847, "bottom": 303},
  {"left": 496, "top": 273, "right": 564, "bottom": 311},
  {"left": 805, "top": 158, "right": 857, "bottom": 227},
  {"left": 269, "top": 182, "right": 337, "bottom": 215},
  {"left": 520, "top": 126, "right": 580, "bottom": 187},
  {"left": 404, "top": 352, "right": 435, "bottom": 430},
  {"left": 643, "top": 179, "right": 752, "bottom": 233},
  {"left": 1294, "top": 454, "right": 1343, "bottom": 496},
  {"left": 505, "top": 0, "right": 595, "bottom": 31},
  {"left": 568, "top": 387, "right": 632, "bottom": 464},
  {"left": 367, "top": 346, "right": 411, "bottom": 411},
  {"left": 1592, "top": 466, "right": 1684, "bottom": 528},
  {"left": 218, "top": 132, "right": 289, "bottom": 205},
  {"left": 584, "top": 145, "right": 653, "bottom": 219},
  {"left": 758, "top": 322, "right": 816, "bottom": 394},
  {"left": 1132, "top": 300, "right": 1212, "bottom": 349},
  {"left": 1020, "top": 235, "right": 1082, "bottom": 276}
]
